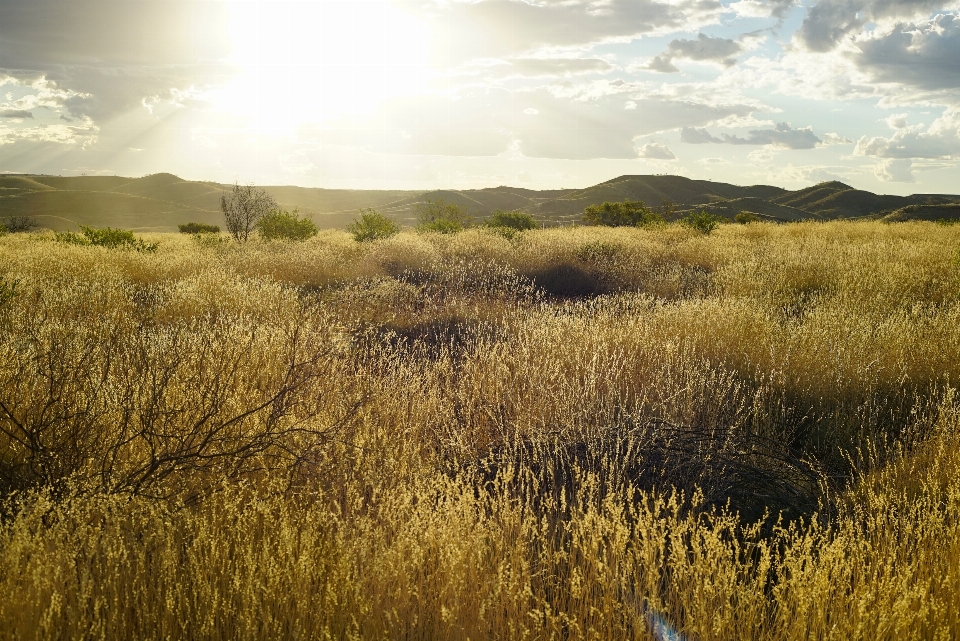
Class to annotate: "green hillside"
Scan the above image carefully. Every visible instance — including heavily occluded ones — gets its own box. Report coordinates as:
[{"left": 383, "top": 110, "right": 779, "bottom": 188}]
[{"left": 1, "top": 172, "right": 958, "bottom": 232}]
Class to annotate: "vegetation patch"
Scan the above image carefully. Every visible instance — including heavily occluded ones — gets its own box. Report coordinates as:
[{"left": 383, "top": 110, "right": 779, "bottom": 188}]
[
  {"left": 256, "top": 208, "right": 319, "bottom": 241},
  {"left": 55, "top": 225, "right": 158, "bottom": 252},
  {"left": 347, "top": 208, "right": 401, "bottom": 242},
  {"left": 2, "top": 221, "right": 960, "bottom": 638}
]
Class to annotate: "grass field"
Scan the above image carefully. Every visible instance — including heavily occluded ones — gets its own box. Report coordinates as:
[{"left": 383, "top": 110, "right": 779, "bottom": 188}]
[{"left": 1, "top": 221, "right": 959, "bottom": 639}]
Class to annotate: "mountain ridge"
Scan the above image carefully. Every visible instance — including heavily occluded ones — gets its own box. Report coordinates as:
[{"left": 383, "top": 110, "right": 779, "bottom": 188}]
[{"left": 1, "top": 173, "right": 957, "bottom": 232}]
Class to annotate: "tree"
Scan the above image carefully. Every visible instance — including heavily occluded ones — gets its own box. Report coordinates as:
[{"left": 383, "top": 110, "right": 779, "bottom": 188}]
[
  {"left": 582, "top": 200, "right": 665, "bottom": 227},
  {"left": 682, "top": 210, "right": 724, "bottom": 234},
  {"left": 415, "top": 198, "right": 473, "bottom": 234},
  {"left": 347, "top": 208, "right": 401, "bottom": 242},
  {"left": 256, "top": 208, "right": 318, "bottom": 241},
  {"left": 221, "top": 183, "right": 278, "bottom": 242},
  {"left": 487, "top": 210, "right": 539, "bottom": 231}
]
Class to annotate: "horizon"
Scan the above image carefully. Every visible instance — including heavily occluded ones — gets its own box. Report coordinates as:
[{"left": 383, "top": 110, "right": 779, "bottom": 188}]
[
  {"left": 1, "top": 1, "right": 959, "bottom": 196},
  {"left": 2, "top": 170, "right": 955, "bottom": 198}
]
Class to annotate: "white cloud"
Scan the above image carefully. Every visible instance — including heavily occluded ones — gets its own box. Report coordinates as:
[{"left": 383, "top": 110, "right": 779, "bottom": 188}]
[
  {"left": 854, "top": 108, "right": 960, "bottom": 159},
  {"left": 819, "top": 132, "right": 852, "bottom": 146},
  {"left": 638, "top": 143, "right": 677, "bottom": 159},
  {"left": 797, "top": 0, "right": 947, "bottom": 52},
  {"left": 884, "top": 113, "right": 910, "bottom": 129},
  {"left": 0, "top": 119, "right": 98, "bottom": 146},
  {"left": 728, "top": 0, "right": 797, "bottom": 19},
  {"left": 874, "top": 158, "right": 915, "bottom": 182}
]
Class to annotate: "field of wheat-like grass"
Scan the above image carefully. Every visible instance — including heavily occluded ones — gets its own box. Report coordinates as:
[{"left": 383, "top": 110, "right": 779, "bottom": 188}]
[{"left": 1, "top": 221, "right": 959, "bottom": 640}]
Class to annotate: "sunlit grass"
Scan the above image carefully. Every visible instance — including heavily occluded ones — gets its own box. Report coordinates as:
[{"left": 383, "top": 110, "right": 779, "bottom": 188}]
[{"left": 1, "top": 221, "right": 959, "bottom": 639}]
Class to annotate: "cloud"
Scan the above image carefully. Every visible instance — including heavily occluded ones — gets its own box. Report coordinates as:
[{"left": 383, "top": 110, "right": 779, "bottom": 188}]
[
  {"left": 644, "top": 34, "right": 742, "bottom": 72},
  {"left": 874, "top": 158, "right": 915, "bottom": 182},
  {"left": 885, "top": 113, "right": 910, "bottom": 129},
  {"left": 0, "top": 120, "right": 98, "bottom": 146},
  {"left": 819, "top": 132, "right": 852, "bottom": 145},
  {"left": 0, "top": 109, "right": 33, "bottom": 119},
  {"left": 426, "top": 0, "right": 727, "bottom": 64},
  {"left": 728, "top": 0, "right": 797, "bottom": 19},
  {"left": 797, "top": 0, "right": 946, "bottom": 52},
  {"left": 645, "top": 55, "right": 681, "bottom": 73},
  {"left": 854, "top": 108, "right": 960, "bottom": 159},
  {"left": 0, "top": 0, "right": 232, "bottom": 120},
  {"left": 850, "top": 14, "right": 960, "bottom": 92},
  {"left": 322, "top": 87, "right": 755, "bottom": 159},
  {"left": 681, "top": 122, "right": 822, "bottom": 148},
  {"left": 475, "top": 57, "right": 615, "bottom": 79},
  {"left": 638, "top": 143, "right": 677, "bottom": 159}
]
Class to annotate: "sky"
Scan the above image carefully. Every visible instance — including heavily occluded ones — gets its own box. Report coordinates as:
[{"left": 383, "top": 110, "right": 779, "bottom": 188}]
[{"left": 1, "top": 0, "right": 960, "bottom": 194}]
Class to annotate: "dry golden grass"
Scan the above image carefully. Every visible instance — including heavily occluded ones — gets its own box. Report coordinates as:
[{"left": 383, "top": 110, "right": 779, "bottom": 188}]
[{"left": 1, "top": 221, "right": 959, "bottom": 639}]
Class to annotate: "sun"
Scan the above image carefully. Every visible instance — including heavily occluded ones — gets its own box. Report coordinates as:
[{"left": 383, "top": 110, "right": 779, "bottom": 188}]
[{"left": 213, "top": 0, "right": 433, "bottom": 134}]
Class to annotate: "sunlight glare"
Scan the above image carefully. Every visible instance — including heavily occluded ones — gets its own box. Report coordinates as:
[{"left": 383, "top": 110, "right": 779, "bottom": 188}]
[{"left": 216, "top": 0, "right": 433, "bottom": 135}]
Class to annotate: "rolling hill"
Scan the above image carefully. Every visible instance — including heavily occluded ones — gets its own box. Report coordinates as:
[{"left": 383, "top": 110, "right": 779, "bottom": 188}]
[{"left": 1, "top": 172, "right": 958, "bottom": 232}]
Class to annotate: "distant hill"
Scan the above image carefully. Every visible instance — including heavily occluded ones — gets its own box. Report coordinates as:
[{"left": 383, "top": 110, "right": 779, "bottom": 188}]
[
  {"left": 882, "top": 203, "right": 960, "bottom": 222},
  {"left": 1, "top": 172, "right": 958, "bottom": 232}
]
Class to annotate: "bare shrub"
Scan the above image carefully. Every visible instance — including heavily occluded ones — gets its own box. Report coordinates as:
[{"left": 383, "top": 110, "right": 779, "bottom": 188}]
[{"left": 221, "top": 182, "right": 278, "bottom": 242}]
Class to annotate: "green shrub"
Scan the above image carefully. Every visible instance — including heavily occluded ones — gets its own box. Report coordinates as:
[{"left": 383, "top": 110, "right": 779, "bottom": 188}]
[
  {"left": 347, "top": 209, "right": 401, "bottom": 242},
  {"left": 178, "top": 222, "right": 221, "bottom": 234},
  {"left": 682, "top": 211, "right": 724, "bottom": 235},
  {"left": 487, "top": 210, "right": 539, "bottom": 231},
  {"left": 416, "top": 199, "right": 473, "bottom": 234},
  {"left": 937, "top": 218, "right": 960, "bottom": 226},
  {"left": 256, "top": 209, "right": 318, "bottom": 241},
  {"left": 582, "top": 200, "right": 665, "bottom": 227},
  {"left": 55, "top": 226, "right": 158, "bottom": 252},
  {"left": 735, "top": 211, "right": 762, "bottom": 224},
  {"left": 2, "top": 216, "right": 36, "bottom": 233}
]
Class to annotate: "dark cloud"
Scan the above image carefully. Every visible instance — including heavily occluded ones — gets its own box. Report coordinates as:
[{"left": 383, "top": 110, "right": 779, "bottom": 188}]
[
  {"left": 644, "top": 34, "right": 741, "bottom": 73},
  {"left": 681, "top": 122, "right": 821, "bottom": 148},
  {"left": 851, "top": 14, "right": 960, "bottom": 91},
  {"left": 0, "top": 0, "right": 232, "bottom": 120},
  {"left": 797, "top": 0, "right": 947, "bottom": 52},
  {"left": 0, "top": 109, "right": 33, "bottom": 119}
]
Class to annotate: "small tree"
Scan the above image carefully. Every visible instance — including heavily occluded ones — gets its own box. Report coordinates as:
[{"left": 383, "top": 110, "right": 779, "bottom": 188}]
[
  {"left": 221, "top": 182, "right": 278, "bottom": 242},
  {"left": 416, "top": 198, "right": 473, "bottom": 234},
  {"left": 682, "top": 210, "right": 724, "bottom": 234},
  {"left": 347, "top": 208, "right": 401, "bottom": 242},
  {"left": 3, "top": 215, "right": 37, "bottom": 233},
  {"left": 256, "top": 208, "right": 318, "bottom": 241},
  {"left": 487, "top": 210, "right": 539, "bottom": 231},
  {"left": 735, "top": 211, "right": 762, "bottom": 224},
  {"left": 583, "top": 200, "right": 665, "bottom": 227}
]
